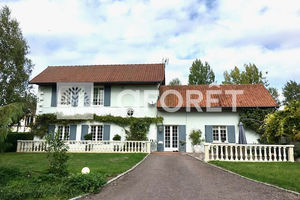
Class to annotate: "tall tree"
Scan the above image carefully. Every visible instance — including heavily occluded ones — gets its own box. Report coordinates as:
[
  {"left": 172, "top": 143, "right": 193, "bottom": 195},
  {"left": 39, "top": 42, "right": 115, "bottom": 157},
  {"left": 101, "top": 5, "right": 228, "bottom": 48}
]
[
  {"left": 0, "top": 6, "right": 33, "bottom": 106},
  {"left": 223, "top": 63, "right": 267, "bottom": 85},
  {"left": 169, "top": 78, "right": 181, "bottom": 86},
  {"left": 282, "top": 80, "right": 300, "bottom": 105},
  {"left": 268, "top": 87, "right": 280, "bottom": 105},
  {"left": 188, "top": 59, "right": 215, "bottom": 85}
]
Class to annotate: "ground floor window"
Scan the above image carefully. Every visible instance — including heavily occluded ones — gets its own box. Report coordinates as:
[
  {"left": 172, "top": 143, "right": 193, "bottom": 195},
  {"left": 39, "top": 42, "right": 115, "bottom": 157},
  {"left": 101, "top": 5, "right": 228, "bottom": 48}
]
[
  {"left": 58, "top": 125, "right": 70, "bottom": 140},
  {"left": 212, "top": 126, "right": 227, "bottom": 143},
  {"left": 90, "top": 125, "right": 103, "bottom": 141}
]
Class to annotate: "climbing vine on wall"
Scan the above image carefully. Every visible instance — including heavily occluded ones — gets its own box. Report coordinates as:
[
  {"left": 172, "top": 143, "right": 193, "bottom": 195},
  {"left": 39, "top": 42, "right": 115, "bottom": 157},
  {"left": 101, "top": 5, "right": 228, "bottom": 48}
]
[{"left": 32, "top": 114, "right": 163, "bottom": 141}]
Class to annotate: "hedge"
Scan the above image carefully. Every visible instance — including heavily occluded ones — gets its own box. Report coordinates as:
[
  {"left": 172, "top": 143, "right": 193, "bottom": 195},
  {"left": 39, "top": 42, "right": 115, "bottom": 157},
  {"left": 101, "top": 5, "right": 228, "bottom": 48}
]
[{"left": 1, "top": 132, "right": 34, "bottom": 152}]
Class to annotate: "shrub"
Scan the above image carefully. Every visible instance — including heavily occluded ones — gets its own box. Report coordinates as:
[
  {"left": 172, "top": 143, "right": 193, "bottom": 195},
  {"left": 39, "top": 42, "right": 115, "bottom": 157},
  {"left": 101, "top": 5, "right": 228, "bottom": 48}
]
[
  {"left": 0, "top": 132, "right": 34, "bottom": 152},
  {"left": 84, "top": 133, "right": 92, "bottom": 140},
  {"left": 46, "top": 132, "right": 69, "bottom": 176},
  {"left": 189, "top": 129, "right": 204, "bottom": 146},
  {"left": 113, "top": 134, "right": 121, "bottom": 141}
]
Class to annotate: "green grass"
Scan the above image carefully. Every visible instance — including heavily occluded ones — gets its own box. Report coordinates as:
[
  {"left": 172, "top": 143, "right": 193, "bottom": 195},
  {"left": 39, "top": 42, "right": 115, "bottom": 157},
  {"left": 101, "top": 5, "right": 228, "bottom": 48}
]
[
  {"left": 210, "top": 161, "right": 300, "bottom": 193},
  {"left": 0, "top": 153, "right": 146, "bottom": 177},
  {"left": 0, "top": 153, "right": 147, "bottom": 200}
]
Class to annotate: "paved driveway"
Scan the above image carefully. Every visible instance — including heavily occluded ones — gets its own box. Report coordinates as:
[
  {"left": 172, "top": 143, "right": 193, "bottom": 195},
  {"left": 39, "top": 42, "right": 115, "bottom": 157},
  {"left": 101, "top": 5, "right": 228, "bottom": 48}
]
[{"left": 82, "top": 153, "right": 299, "bottom": 200}]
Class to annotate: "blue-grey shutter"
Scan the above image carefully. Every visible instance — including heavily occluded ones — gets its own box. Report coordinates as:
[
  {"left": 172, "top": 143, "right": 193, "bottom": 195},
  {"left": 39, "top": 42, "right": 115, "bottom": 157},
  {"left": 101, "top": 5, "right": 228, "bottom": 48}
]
[
  {"left": 104, "top": 86, "right": 111, "bottom": 106},
  {"left": 103, "top": 125, "right": 110, "bottom": 140},
  {"left": 157, "top": 125, "right": 164, "bottom": 152},
  {"left": 51, "top": 84, "right": 57, "bottom": 107},
  {"left": 205, "top": 125, "right": 213, "bottom": 143},
  {"left": 227, "top": 125, "right": 236, "bottom": 143},
  {"left": 179, "top": 125, "right": 186, "bottom": 152},
  {"left": 48, "top": 125, "right": 55, "bottom": 135},
  {"left": 70, "top": 125, "right": 77, "bottom": 140},
  {"left": 81, "top": 125, "right": 89, "bottom": 140}
]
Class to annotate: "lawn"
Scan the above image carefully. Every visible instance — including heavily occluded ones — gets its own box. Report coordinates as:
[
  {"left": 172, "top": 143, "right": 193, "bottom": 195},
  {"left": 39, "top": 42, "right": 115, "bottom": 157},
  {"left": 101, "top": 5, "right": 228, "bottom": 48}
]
[
  {"left": 210, "top": 161, "right": 300, "bottom": 193},
  {"left": 0, "top": 153, "right": 147, "bottom": 200}
]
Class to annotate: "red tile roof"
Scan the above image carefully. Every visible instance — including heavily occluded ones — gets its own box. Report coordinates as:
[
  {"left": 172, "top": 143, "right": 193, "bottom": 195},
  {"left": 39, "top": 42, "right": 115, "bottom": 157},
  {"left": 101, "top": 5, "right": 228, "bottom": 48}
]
[
  {"left": 30, "top": 64, "right": 165, "bottom": 84},
  {"left": 157, "top": 84, "right": 278, "bottom": 108}
]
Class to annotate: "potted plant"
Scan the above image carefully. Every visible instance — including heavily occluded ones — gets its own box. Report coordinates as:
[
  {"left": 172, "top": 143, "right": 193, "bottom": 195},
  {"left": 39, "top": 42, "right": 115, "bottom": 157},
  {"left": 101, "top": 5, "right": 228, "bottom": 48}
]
[
  {"left": 112, "top": 134, "right": 121, "bottom": 141},
  {"left": 84, "top": 133, "right": 92, "bottom": 140},
  {"left": 189, "top": 129, "right": 204, "bottom": 153}
]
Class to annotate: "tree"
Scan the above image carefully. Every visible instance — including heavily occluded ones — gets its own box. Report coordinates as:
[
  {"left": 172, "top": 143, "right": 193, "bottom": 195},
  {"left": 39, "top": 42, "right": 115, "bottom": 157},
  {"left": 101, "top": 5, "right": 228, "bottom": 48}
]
[
  {"left": 169, "top": 78, "right": 181, "bottom": 85},
  {"left": 261, "top": 101, "right": 300, "bottom": 143},
  {"left": 282, "top": 80, "right": 300, "bottom": 105},
  {"left": 188, "top": 59, "right": 215, "bottom": 85},
  {"left": 223, "top": 63, "right": 267, "bottom": 85},
  {"left": 268, "top": 87, "right": 280, "bottom": 105},
  {"left": 0, "top": 6, "right": 33, "bottom": 106}
]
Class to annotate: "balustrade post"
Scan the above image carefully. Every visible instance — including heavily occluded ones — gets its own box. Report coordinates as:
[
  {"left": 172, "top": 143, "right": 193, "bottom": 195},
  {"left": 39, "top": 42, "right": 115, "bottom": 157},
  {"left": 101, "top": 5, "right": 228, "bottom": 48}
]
[
  {"left": 204, "top": 144, "right": 210, "bottom": 162},
  {"left": 147, "top": 142, "right": 151, "bottom": 153},
  {"left": 17, "top": 140, "right": 21, "bottom": 152},
  {"left": 268, "top": 146, "right": 272, "bottom": 161},
  {"left": 254, "top": 146, "right": 257, "bottom": 161},
  {"left": 259, "top": 146, "right": 262, "bottom": 161},
  {"left": 283, "top": 147, "right": 287, "bottom": 161},
  {"left": 274, "top": 146, "right": 277, "bottom": 161},
  {"left": 288, "top": 146, "right": 294, "bottom": 162}
]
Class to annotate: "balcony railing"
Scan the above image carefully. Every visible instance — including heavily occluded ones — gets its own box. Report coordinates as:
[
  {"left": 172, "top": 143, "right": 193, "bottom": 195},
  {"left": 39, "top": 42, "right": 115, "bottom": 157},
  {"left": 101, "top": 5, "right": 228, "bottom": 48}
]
[
  {"left": 17, "top": 140, "right": 151, "bottom": 153},
  {"left": 204, "top": 143, "right": 294, "bottom": 162}
]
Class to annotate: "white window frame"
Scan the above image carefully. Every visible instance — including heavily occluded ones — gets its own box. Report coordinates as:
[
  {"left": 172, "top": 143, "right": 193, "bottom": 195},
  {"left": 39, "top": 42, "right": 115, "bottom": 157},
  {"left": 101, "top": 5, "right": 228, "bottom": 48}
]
[
  {"left": 57, "top": 125, "right": 70, "bottom": 140},
  {"left": 90, "top": 125, "right": 103, "bottom": 141},
  {"left": 212, "top": 126, "right": 228, "bottom": 143},
  {"left": 93, "top": 87, "right": 104, "bottom": 106}
]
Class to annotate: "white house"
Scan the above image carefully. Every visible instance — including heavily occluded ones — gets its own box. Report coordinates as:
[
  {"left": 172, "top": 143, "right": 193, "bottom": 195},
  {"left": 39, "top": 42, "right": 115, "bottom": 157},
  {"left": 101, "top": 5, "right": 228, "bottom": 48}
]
[{"left": 29, "top": 63, "right": 278, "bottom": 153}]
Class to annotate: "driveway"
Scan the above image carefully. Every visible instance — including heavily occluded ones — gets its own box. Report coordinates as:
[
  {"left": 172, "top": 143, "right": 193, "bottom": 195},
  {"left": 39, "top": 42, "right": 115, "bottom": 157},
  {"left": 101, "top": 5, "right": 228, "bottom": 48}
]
[{"left": 82, "top": 153, "right": 299, "bottom": 200}]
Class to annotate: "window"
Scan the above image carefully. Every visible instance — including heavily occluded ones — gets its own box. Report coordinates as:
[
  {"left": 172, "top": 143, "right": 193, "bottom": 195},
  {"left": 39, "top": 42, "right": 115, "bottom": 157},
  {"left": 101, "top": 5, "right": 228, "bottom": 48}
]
[
  {"left": 60, "top": 87, "right": 90, "bottom": 107},
  {"left": 58, "top": 125, "right": 70, "bottom": 140},
  {"left": 90, "top": 125, "right": 103, "bottom": 141},
  {"left": 93, "top": 87, "right": 104, "bottom": 105},
  {"left": 212, "top": 126, "right": 227, "bottom": 143},
  {"left": 25, "top": 116, "right": 33, "bottom": 127}
]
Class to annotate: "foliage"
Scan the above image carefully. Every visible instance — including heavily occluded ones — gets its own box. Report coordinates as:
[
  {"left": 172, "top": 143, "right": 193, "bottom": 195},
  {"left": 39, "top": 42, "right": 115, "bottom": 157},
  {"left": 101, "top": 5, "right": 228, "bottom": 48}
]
[
  {"left": 293, "top": 142, "right": 300, "bottom": 158},
  {"left": 0, "top": 102, "right": 25, "bottom": 142},
  {"left": 32, "top": 114, "right": 163, "bottom": 141},
  {"left": 223, "top": 63, "right": 268, "bottom": 85},
  {"left": 169, "top": 78, "right": 181, "bottom": 85},
  {"left": 0, "top": 132, "right": 33, "bottom": 152},
  {"left": 113, "top": 134, "right": 121, "bottom": 141},
  {"left": 282, "top": 80, "right": 300, "bottom": 105},
  {"left": 188, "top": 59, "right": 215, "bottom": 85},
  {"left": 268, "top": 87, "right": 280, "bottom": 105},
  {"left": 261, "top": 101, "right": 300, "bottom": 143},
  {"left": 238, "top": 107, "right": 275, "bottom": 135},
  {"left": 84, "top": 133, "right": 92, "bottom": 140},
  {"left": 179, "top": 140, "right": 186, "bottom": 146},
  {"left": 0, "top": 6, "right": 33, "bottom": 106},
  {"left": 46, "top": 132, "right": 69, "bottom": 176},
  {"left": 210, "top": 161, "right": 300, "bottom": 193},
  {"left": 189, "top": 129, "right": 204, "bottom": 146}
]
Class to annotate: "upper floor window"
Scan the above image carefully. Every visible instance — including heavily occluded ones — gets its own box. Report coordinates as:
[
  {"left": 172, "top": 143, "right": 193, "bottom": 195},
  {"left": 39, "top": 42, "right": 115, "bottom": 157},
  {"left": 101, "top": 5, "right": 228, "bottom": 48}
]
[
  {"left": 93, "top": 87, "right": 104, "bottom": 105},
  {"left": 90, "top": 125, "right": 103, "bottom": 141},
  {"left": 212, "top": 126, "right": 227, "bottom": 143},
  {"left": 58, "top": 125, "right": 70, "bottom": 140},
  {"left": 60, "top": 87, "right": 90, "bottom": 107}
]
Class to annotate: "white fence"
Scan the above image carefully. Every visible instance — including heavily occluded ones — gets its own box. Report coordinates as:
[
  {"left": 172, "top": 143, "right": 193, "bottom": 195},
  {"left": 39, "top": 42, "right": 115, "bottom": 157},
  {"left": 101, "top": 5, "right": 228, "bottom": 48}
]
[
  {"left": 17, "top": 140, "right": 151, "bottom": 153},
  {"left": 204, "top": 143, "right": 294, "bottom": 162}
]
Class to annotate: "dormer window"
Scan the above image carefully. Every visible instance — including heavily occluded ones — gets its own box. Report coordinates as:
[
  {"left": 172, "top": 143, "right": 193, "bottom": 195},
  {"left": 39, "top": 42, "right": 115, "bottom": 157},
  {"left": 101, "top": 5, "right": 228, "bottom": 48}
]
[{"left": 93, "top": 87, "right": 104, "bottom": 105}]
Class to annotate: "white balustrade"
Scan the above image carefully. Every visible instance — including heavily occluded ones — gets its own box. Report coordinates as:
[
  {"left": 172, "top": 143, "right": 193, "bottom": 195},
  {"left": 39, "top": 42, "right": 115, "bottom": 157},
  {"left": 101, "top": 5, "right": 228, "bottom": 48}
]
[
  {"left": 204, "top": 143, "right": 294, "bottom": 162},
  {"left": 17, "top": 140, "right": 151, "bottom": 153}
]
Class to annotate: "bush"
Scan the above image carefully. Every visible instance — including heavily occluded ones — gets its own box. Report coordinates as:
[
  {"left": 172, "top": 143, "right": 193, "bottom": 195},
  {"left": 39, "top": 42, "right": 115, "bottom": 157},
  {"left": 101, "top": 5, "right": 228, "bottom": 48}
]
[
  {"left": 189, "top": 129, "right": 204, "bottom": 146},
  {"left": 84, "top": 133, "right": 92, "bottom": 140},
  {"left": 0, "top": 132, "right": 34, "bottom": 152},
  {"left": 113, "top": 134, "right": 121, "bottom": 141},
  {"left": 46, "top": 132, "right": 69, "bottom": 176},
  {"left": 293, "top": 142, "right": 300, "bottom": 159}
]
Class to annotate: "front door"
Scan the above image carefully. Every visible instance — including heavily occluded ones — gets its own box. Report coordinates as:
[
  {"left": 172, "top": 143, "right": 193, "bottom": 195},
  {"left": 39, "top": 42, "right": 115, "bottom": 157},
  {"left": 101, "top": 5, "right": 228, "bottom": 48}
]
[{"left": 164, "top": 125, "right": 179, "bottom": 151}]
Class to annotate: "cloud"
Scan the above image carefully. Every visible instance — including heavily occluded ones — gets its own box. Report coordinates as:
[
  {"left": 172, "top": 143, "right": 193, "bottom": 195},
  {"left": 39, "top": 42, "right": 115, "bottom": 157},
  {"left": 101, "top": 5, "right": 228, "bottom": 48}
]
[{"left": 0, "top": 0, "right": 299, "bottom": 91}]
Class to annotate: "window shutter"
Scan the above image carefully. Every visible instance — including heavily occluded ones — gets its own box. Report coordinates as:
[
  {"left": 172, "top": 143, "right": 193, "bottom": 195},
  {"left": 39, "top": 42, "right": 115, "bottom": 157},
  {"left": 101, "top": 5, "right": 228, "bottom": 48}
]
[
  {"left": 103, "top": 125, "right": 110, "bottom": 140},
  {"left": 48, "top": 125, "right": 55, "bottom": 135},
  {"left": 179, "top": 125, "right": 186, "bottom": 152},
  {"left": 205, "top": 125, "right": 213, "bottom": 143},
  {"left": 51, "top": 84, "right": 57, "bottom": 107},
  {"left": 104, "top": 86, "right": 111, "bottom": 106},
  {"left": 70, "top": 125, "right": 77, "bottom": 140},
  {"left": 81, "top": 125, "right": 89, "bottom": 140},
  {"left": 157, "top": 125, "right": 164, "bottom": 152},
  {"left": 227, "top": 125, "right": 236, "bottom": 143}
]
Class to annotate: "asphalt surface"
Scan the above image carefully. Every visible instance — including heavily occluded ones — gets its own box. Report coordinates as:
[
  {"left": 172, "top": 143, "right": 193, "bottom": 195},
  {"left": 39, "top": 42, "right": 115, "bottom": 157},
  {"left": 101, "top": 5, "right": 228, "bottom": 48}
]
[{"left": 82, "top": 153, "right": 299, "bottom": 200}]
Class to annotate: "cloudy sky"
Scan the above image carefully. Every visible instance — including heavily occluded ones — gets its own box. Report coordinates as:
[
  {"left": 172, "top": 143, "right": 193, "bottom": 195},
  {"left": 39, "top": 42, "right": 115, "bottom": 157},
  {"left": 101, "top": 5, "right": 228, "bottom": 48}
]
[{"left": 1, "top": 0, "right": 300, "bottom": 93}]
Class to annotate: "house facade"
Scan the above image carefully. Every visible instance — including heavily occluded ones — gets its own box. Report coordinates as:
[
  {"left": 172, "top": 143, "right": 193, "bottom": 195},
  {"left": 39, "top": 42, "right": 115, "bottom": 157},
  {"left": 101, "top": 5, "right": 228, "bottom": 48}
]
[{"left": 30, "top": 63, "right": 277, "bottom": 153}]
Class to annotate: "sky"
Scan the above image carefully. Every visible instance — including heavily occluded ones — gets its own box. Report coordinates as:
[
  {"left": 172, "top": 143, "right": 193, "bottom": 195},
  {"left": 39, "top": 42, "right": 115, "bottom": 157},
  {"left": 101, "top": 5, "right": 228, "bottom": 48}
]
[{"left": 1, "top": 0, "right": 300, "bottom": 96}]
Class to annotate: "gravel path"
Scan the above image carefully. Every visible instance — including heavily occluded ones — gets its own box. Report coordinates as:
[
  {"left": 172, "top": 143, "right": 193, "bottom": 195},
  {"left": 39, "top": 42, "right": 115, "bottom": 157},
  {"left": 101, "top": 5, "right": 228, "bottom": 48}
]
[{"left": 82, "top": 153, "right": 299, "bottom": 200}]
